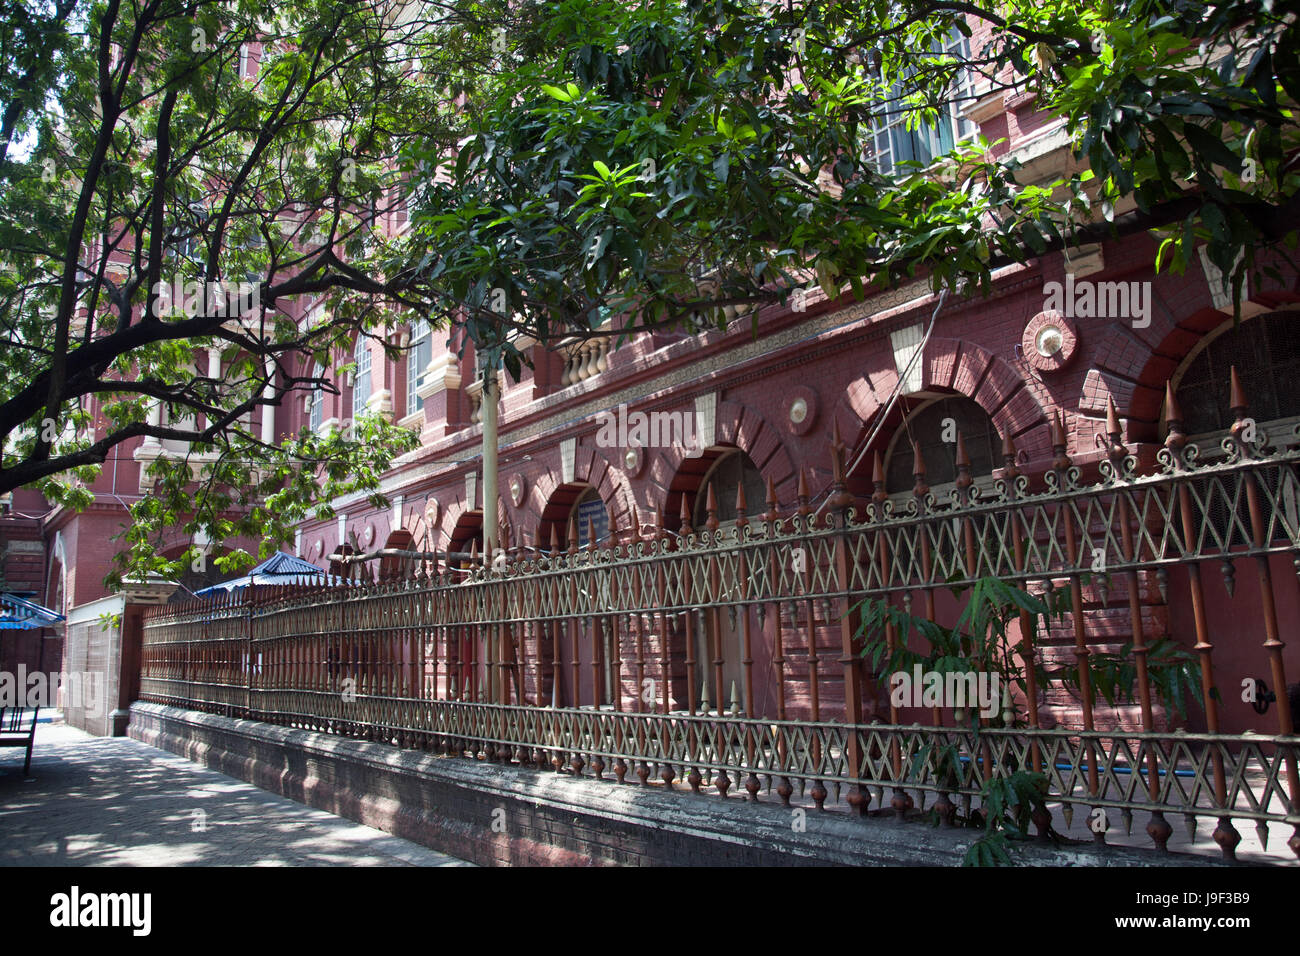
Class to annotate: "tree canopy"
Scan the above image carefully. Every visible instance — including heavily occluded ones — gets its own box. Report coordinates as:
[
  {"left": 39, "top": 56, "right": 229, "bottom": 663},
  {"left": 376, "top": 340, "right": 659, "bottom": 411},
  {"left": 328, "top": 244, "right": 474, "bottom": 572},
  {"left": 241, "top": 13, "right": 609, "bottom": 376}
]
[
  {"left": 1, "top": 0, "right": 1298, "bottom": 585},
  {"left": 405, "top": 0, "right": 1300, "bottom": 373},
  {"left": 0, "top": 0, "right": 478, "bottom": 583}
]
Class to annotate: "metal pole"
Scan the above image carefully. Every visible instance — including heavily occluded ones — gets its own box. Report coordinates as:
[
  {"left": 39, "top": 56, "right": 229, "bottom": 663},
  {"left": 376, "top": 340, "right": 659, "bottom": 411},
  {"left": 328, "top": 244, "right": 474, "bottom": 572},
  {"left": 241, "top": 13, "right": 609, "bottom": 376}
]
[{"left": 480, "top": 357, "right": 500, "bottom": 703}]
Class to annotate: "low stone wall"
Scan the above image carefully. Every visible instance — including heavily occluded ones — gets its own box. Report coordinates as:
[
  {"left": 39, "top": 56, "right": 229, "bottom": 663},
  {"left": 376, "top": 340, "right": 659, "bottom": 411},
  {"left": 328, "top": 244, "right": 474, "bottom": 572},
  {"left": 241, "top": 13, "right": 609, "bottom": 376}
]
[{"left": 128, "top": 701, "right": 1227, "bottom": 867}]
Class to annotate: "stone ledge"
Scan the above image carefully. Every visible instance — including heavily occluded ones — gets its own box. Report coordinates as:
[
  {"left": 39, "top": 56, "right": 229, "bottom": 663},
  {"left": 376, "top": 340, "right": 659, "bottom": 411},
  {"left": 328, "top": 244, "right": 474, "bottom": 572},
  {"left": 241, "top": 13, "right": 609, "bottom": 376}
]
[{"left": 128, "top": 702, "right": 1232, "bottom": 868}]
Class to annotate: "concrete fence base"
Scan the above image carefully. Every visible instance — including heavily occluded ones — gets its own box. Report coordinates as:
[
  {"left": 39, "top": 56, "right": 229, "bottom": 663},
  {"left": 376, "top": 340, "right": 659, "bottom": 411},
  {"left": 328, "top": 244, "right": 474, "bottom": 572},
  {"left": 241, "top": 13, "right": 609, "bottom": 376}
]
[{"left": 128, "top": 702, "right": 1225, "bottom": 867}]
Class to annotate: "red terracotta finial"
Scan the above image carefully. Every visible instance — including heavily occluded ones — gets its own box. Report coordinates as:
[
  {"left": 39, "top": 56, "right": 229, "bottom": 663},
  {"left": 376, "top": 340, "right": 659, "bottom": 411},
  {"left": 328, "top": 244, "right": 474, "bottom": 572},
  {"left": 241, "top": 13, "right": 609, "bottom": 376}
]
[
  {"left": 1229, "top": 365, "right": 1248, "bottom": 414},
  {"left": 630, "top": 507, "right": 641, "bottom": 541},
  {"left": 796, "top": 466, "right": 811, "bottom": 516},
  {"left": 678, "top": 493, "right": 694, "bottom": 537},
  {"left": 1000, "top": 431, "right": 1019, "bottom": 481},
  {"left": 1105, "top": 396, "right": 1127, "bottom": 466},
  {"left": 913, "top": 441, "right": 931, "bottom": 499},
  {"left": 1228, "top": 366, "right": 1254, "bottom": 455},
  {"left": 549, "top": 522, "right": 560, "bottom": 557},
  {"left": 587, "top": 516, "right": 598, "bottom": 551},
  {"left": 1051, "top": 410, "right": 1073, "bottom": 472},
  {"left": 1164, "top": 381, "right": 1186, "bottom": 452},
  {"left": 764, "top": 475, "right": 779, "bottom": 524},
  {"left": 705, "top": 482, "right": 719, "bottom": 532},
  {"left": 1051, "top": 409, "right": 1067, "bottom": 450},
  {"left": 871, "top": 449, "right": 887, "bottom": 503},
  {"left": 567, "top": 516, "right": 579, "bottom": 555},
  {"left": 734, "top": 481, "right": 748, "bottom": 529},
  {"left": 954, "top": 431, "right": 972, "bottom": 491},
  {"left": 654, "top": 507, "right": 666, "bottom": 541},
  {"left": 1106, "top": 396, "right": 1122, "bottom": 442},
  {"left": 468, "top": 537, "right": 478, "bottom": 567}
]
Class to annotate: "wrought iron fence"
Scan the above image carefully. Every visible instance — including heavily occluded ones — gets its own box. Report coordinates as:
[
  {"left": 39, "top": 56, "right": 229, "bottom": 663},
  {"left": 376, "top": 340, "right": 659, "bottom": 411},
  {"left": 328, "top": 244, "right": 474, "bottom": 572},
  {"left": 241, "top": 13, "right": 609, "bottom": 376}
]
[{"left": 140, "top": 383, "right": 1300, "bottom": 860}]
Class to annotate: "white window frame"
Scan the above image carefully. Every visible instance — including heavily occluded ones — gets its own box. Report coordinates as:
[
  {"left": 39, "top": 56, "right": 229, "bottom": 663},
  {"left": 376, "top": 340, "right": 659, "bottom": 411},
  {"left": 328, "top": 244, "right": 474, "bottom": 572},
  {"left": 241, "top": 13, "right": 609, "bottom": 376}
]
[
  {"left": 866, "top": 30, "right": 975, "bottom": 177},
  {"left": 308, "top": 362, "right": 325, "bottom": 432},
  {"left": 352, "top": 338, "right": 372, "bottom": 418},
  {"left": 406, "top": 318, "right": 431, "bottom": 416}
]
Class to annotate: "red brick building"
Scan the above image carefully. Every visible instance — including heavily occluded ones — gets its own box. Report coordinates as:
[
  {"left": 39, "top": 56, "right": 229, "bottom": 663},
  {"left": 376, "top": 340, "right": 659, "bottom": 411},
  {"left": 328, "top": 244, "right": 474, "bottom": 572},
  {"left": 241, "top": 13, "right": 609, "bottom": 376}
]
[{"left": 6, "top": 29, "right": 1300, "bottom": 736}]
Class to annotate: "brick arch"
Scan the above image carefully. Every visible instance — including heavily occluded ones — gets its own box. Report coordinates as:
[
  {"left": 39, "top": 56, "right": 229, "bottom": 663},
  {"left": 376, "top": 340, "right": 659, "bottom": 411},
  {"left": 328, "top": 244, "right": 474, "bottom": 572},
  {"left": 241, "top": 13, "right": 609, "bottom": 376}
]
[
  {"left": 840, "top": 336, "right": 1051, "bottom": 464},
  {"left": 516, "top": 443, "right": 637, "bottom": 546},
  {"left": 652, "top": 398, "right": 796, "bottom": 527},
  {"left": 1126, "top": 301, "right": 1300, "bottom": 435},
  {"left": 378, "top": 529, "right": 415, "bottom": 580}
]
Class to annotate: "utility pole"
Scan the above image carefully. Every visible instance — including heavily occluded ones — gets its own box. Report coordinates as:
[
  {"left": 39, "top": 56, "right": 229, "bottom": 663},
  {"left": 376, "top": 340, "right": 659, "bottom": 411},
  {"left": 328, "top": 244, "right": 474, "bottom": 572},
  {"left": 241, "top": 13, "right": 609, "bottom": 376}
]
[{"left": 478, "top": 352, "right": 500, "bottom": 703}]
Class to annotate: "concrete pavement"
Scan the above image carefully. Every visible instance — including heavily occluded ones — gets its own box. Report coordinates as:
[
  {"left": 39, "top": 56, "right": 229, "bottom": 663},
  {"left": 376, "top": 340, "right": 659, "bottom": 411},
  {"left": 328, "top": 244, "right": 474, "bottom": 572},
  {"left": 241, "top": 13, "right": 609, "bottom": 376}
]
[{"left": 0, "top": 719, "right": 472, "bottom": 866}]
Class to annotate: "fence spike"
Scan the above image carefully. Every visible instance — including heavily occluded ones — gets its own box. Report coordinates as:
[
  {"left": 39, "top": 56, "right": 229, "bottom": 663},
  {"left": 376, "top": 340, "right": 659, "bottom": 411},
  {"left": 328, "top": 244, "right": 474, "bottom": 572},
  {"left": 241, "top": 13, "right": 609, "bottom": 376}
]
[
  {"left": 954, "top": 431, "right": 972, "bottom": 492},
  {"left": 1106, "top": 395, "right": 1123, "bottom": 444},
  {"left": 1229, "top": 365, "right": 1256, "bottom": 456},
  {"left": 1229, "top": 364, "right": 1248, "bottom": 414},
  {"left": 796, "top": 466, "right": 811, "bottom": 515},
  {"left": 705, "top": 482, "right": 719, "bottom": 532},
  {"left": 1000, "top": 431, "right": 1019, "bottom": 483},
  {"left": 1052, "top": 410, "right": 1072, "bottom": 472},
  {"left": 764, "top": 475, "right": 779, "bottom": 523},
  {"left": 1164, "top": 380, "right": 1187, "bottom": 453},
  {"left": 677, "top": 493, "right": 693, "bottom": 537}
]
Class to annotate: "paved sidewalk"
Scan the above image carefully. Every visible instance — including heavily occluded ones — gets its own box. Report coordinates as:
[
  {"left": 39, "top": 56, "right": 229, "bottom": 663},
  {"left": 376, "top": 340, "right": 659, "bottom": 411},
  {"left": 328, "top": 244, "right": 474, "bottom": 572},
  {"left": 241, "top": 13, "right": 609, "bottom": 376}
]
[{"left": 0, "top": 721, "right": 472, "bottom": 867}]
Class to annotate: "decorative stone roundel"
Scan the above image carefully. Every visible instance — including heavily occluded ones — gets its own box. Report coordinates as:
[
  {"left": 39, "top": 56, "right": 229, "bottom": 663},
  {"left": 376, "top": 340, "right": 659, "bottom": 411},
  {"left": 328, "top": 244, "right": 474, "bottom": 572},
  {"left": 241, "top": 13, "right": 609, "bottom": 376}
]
[
  {"left": 621, "top": 444, "right": 645, "bottom": 478},
  {"left": 786, "top": 385, "right": 818, "bottom": 436},
  {"left": 1021, "top": 310, "right": 1079, "bottom": 373},
  {"left": 509, "top": 474, "right": 527, "bottom": 508}
]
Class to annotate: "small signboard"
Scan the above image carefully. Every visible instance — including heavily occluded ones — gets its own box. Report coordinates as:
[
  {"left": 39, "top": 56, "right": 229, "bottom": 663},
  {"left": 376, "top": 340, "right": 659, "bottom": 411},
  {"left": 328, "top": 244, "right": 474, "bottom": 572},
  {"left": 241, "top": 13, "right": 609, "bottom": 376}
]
[{"left": 575, "top": 497, "right": 609, "bottom": 548}]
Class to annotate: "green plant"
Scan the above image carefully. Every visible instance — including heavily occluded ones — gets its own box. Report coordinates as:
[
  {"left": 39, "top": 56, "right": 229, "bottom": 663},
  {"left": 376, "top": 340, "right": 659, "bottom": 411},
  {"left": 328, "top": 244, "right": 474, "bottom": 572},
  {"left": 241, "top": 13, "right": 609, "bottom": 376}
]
[{"left": 853, "top": 573, "right": 1203, "bottom": 866}]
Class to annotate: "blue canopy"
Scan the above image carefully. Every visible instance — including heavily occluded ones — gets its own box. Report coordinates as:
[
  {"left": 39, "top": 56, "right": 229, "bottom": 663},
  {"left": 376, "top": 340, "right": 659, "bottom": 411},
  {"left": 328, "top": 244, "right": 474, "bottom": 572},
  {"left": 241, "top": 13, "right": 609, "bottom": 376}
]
[
  {"left": 192, "top": 551, "right": 333, "bottom": 596},
  {"left": 0, "top": 592, "right": 65, "bottom": 630}
]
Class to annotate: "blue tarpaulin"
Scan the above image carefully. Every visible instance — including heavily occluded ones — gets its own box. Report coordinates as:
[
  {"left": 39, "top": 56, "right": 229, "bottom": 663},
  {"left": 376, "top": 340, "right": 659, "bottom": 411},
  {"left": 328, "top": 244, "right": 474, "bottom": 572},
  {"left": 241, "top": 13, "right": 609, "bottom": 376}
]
[{"left": 0, "top": 592, "right": 64, "bottom": 630}]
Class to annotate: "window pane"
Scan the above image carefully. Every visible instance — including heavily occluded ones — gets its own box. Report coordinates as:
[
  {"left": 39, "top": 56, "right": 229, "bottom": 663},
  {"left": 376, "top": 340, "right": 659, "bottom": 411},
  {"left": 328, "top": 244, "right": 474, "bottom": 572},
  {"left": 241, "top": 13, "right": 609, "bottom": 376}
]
[
  {"left": 407, "top": 319, "right": 430, "bottom": 415},
  {"left": 353, "top": 340, "right": 371, "bottom": 418}
]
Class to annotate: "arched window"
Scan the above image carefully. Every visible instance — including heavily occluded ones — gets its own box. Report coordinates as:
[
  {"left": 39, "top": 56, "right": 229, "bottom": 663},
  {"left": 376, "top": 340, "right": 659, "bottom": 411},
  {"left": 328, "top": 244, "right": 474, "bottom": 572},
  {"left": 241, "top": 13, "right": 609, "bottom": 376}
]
[
  {"left": 307, "top": 362, "right": 325, "bottom": 432},
  {"left": 407, "top": 318, "right": 431, "bottom": 416},
  {"left": 352, "top": 337, "right": 372, "bottom": 418},
  {"left": 693, "top": 450, "right": 766, "bottom": 527},
  {"left": 1174, "top": 312, "right": 1300, "bottom": 438},
  {"left": 1171, "top": 311, "right": 1300, "bottom": 546},
  {"left": 885, "top": 395, "right": 1000, "bottom": 495},
  {"left": 571, "top": 487, "right": 609, "bottom": 548},
  {"left": 689, "top": 449, "right": 765, "bottom": 716}
]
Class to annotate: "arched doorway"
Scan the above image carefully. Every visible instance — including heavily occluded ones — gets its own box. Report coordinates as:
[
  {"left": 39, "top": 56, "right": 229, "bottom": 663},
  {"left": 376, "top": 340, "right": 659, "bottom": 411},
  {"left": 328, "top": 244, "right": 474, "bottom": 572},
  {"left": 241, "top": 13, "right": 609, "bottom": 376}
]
[
  {"left": 537, "top": 482, "right": 610, "bottom": 551},
  {"left": 446, "top": 511, "right": 483, "bottom": 570},
  {"left": 883, "top": 393, "right": 1001, "bottom": 497},
  {"left": 536, "top": 482, "right": 613, "bottom": 709},
  {"left": 1171, "top": 311, "right": 1300, "bottom": 440},
  {"left": 662, "top": 447, "right": 768, "bottom": 717}
]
